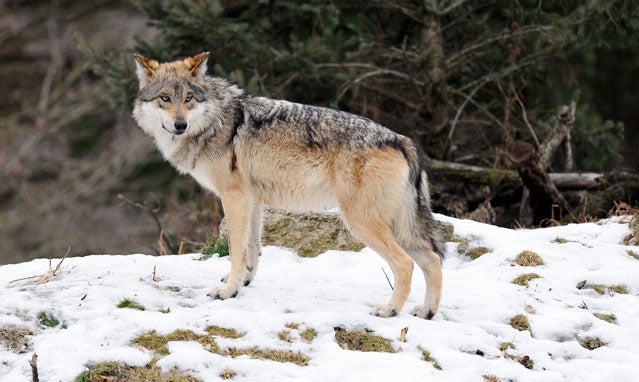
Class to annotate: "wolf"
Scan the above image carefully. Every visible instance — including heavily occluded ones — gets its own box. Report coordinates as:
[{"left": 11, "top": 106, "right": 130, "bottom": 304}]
[{"left": 132, "top": 52, "right": 445, "bottom": 319}]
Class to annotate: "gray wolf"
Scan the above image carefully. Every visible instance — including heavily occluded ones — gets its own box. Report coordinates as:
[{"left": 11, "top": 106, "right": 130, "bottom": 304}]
[{"left": 132, "top": 52, "right": 445, "bottom": 319}]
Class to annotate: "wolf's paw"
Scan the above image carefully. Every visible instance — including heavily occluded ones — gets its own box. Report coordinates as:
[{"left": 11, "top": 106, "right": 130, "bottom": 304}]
[
  {"left": 410, "top": 305, "right": 435, "bottom": 320},
  {"left": 220, "top": 272, "right": 253, "bottom": 287},
  {"left": 207, "top": 286, "right": 239, "bottom": 300},
  {"left": 370, "top": 304, "right": 398, "bottom": 318}
]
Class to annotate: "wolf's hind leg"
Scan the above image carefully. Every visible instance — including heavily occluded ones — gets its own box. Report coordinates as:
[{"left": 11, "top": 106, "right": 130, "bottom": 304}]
[
  {"left": 407, "top": 248, "right": 442, "bottom": 319},
  {"left": 340, "top": 208, "right": 414, "bottom": 317},
  {"left": 208, "top": 190, "right": 253, "bottom": 300}
]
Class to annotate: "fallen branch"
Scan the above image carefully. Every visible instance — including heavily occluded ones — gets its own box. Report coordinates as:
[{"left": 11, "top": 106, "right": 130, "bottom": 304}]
[
  {"left": 426, "top": 158, "right": 604, "bottom": 190},
  {"left": 29, "top": 353, "right": 39, "bottom": 382}
]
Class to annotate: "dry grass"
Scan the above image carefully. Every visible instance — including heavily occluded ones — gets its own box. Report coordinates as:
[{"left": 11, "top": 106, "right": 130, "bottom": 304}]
[
  {"left": 219, "top": 369, "right": 237, "bottom": 380},
  {"left": 117, "top": 298, "right": 145, "bottom": 311},
  {"left": 499, "top": 342, "right": 515, "bottom": 351},
  {"left": 300, "top": 328, "right": 317, "bottom": 343},
  {"left": 466, "top": 246, "right": 490, "bottom": 260},
  {"left": 277, "top": 330, "right": 292, "bottom": 343},
  {"left": 334, "top": 328, "right": 395, "bottom": 353},
  {"left": 583, "top": 283, "right": 628, "bottom": 295},
  {"left": 75, "top": 360, "right": 200, "bottom": 382},
  {"left": 514, "top": 251, "right": 544, "bottom": 266},
  {"left": 509, "top": 314, "right": 530, "bottom": 332},
  {"left": 133, "top": 328, "right": 309, "bottom": 367},
  {"left": 227, "top": 347, "right": 310, "bottom": 366},
  {"left": 623, "top": 215, "right": 639, "bottom": 246},
  {"left": 593, "top": 313, "right": 617, "bottom": 324},
  {"left": 512, "top": 273, "right": 541, "bottom": 287},
  {"left": 205, "top": 325, "right": 244, "bottom": 339},
  {"left": 483, "top": 375, "right": 500, "bottom": 382},
  {"left": 0, "top": 327, "right": 33, "bottom": 353},
  {"left": 132, "top": 329, "right": 220, "bottom": 356},
  {"left": 579, "top": 337, "right": 604, "bottom": 350},
  {"left": 285, "top": 322, "right": 300, "bottom": 330},
  {"left": 418, "top": 346, "right": 441, "bottom": 370}
]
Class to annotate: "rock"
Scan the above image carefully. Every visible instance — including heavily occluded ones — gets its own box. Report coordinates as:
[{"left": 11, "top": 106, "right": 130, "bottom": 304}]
[{"left": 218, "top": 209, "right": 364, "bottom": 257}]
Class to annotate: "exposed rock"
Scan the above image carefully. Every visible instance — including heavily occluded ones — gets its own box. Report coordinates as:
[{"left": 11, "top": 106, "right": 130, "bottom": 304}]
[{"left": 219, "top": 209, "right": 364, "bottom": 257}]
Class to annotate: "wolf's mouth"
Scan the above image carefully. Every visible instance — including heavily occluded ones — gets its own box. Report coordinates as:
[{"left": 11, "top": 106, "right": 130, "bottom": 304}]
[{"left": 161, "top": 124, "right": 185, "bottom": 135}]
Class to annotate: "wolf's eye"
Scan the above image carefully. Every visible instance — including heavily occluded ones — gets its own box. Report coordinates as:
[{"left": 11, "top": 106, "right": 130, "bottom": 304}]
[
  {"left": 185, "top": 96, "right": 193, "bottom": 103},
  {"left": 159, "top": 95, "right": 171, "bottom": 102}
]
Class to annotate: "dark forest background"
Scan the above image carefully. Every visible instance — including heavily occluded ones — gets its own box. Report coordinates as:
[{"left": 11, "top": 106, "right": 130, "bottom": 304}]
[{"left": 1, "top": 0, "right": 638, "bottom": 264}]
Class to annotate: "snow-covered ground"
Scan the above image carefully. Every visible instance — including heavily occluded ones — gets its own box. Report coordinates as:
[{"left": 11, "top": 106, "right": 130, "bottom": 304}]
[{"left": 1, "top": 215, "right": 638, "bottom": 381}]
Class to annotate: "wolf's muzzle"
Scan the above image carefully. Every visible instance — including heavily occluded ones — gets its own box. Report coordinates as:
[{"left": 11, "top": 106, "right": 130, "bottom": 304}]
[{"left": 174, "top": 119, "right": 188, "bottom": 134}]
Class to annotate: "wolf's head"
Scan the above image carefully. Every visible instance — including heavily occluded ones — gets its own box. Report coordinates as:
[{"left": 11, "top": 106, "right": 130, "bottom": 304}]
[{"left": 132, "top": 52, "right": 212, "bottom": 137}]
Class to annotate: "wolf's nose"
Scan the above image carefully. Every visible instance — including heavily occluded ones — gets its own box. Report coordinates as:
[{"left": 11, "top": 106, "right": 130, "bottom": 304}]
[{"left": 174, "top": 119, "right": 188, "bottom": 134}]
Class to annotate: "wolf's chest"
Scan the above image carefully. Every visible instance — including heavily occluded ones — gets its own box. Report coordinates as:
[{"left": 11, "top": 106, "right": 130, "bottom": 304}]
[{"left": 188, "top": 162, "right": 221, "bottom": 194}]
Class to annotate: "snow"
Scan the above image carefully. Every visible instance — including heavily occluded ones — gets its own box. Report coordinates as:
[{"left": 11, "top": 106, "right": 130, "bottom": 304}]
[{"left": 1, "top": 215, "right": 638, "bottom": 381}]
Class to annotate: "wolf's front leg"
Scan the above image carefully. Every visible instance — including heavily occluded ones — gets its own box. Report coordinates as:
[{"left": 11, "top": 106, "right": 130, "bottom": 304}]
[
  {"left": 242, "top": 205, "right": 263, "bottom": 286},
  {"left": 208, "top": 191, "right": 254, "bottom": 300}
]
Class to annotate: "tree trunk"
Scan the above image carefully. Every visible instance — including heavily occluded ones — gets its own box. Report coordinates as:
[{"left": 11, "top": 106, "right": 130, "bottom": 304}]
[{"left": 511, "top": 141, "right": 571, "bottom": 225}]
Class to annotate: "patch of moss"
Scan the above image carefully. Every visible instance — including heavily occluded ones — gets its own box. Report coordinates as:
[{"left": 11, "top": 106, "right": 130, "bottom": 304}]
[
  {"left": 579, "top": 337, "right": 604, "bottom": 350},
  {"left": 499, "top": 342, "right": 515, "bottom": 351},
  {"left": 512, "top": 273, "right": 541, "bottom": 288},
  {"left": 159, "top": 307, "right": 171, "bottom": 314},
  {"left": 418, "top": 346, "right": 441, "bottom": 370},
  {"left": 334, "top": 328, "right": 395, "bottom": 353},
  {"left": 552, "top": 237, "right": 569, "bottom": 244},
  {"left": 509, "top": 314, "right": 530, "bottom": 332},
  {"left": 627, "top": 250, "right": 639, "bottom": 260},
  {"left": 278, "top": 330, "right": 292, "bottom": 343},
  {"left": 219, "top": 369, "right": 237, "bottom": 380},
  {"left": 205, "top": 325, "right": 244, "bottom": 339},
  {"left": 37, "top": 311, "right": 60, "bottom": 328},
  {"left": 466, "top": 246, "right": 490, "bottom": 260},
  {"left": 227, "top": 347, "right": 310, "bottom": 366},
  {"left": 117, "top": 298, "right": 146, "bottom": 311},
  {"left": 584, "top": 283, "right": 628, "bottom": 295},
  {"left": 514, "top": 251, "right": 544, "bottom": 266},
  {"left": 300, "top": 328, "right": 317, "bottom": 343},
  {"left": 166, "top": 286, "right": 181, "bottom": 292},
  {"left": 593, "top": 313, "right": 616, "bottom": 324},
  {"left": 75, "top": 360, "right": 200, "bottom": 382},
  {"left": 0, "top": 327, "right": 32, "bottom": 353},
  {"left": 199, "top": 236, "right": 229, "bottom": 260},
  {"left": 132, "top": 329, "right": 219, "bottom": 356}
]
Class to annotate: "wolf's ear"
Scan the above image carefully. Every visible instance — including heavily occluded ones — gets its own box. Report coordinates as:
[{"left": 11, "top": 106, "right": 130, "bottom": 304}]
[
  {"left": 184, "top": 52, "right": 209, "bottom": 78},
  {"left": 133, "top": 54, "right": 159, "bottom": 88}
]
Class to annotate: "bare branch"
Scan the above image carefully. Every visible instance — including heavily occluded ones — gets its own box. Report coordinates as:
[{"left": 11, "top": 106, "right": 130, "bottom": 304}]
[{"left": 512, "top": 86, "right": 540, "bottom": 148}]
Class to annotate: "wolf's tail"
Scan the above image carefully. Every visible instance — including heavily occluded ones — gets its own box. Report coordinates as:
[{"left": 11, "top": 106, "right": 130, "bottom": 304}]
[{"left": 395, "top": 136, "right": 446, "bottom": 260}]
